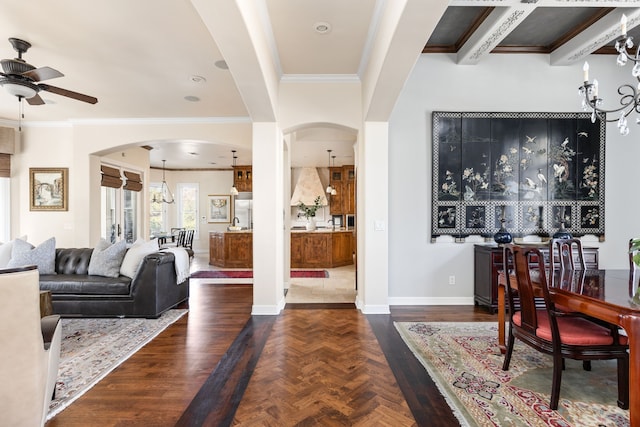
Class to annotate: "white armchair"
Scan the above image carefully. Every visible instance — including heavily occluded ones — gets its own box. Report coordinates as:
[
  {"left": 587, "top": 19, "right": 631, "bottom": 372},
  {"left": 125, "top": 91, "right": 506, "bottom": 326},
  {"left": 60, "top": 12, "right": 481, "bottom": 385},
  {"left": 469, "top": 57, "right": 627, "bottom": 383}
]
[{"left": 0, "top": 265, "right": 62, "bottom": 426}]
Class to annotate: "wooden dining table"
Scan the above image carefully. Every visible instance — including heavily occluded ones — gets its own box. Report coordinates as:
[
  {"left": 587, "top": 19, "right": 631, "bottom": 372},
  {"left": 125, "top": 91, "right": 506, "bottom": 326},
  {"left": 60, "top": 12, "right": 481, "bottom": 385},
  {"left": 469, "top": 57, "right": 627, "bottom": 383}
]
[{"left": 497, "top": 268, "right": 640, "bottom": 425}]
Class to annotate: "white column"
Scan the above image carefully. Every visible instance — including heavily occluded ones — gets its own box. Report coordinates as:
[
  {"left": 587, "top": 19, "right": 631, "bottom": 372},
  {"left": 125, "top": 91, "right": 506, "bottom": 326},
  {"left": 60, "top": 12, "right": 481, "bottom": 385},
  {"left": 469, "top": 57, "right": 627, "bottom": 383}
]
[
  {"left": 357, "top": 121, "right": 389, "bottom": 314},
  {"left": 251, "top": 122, "right": 285, "bottom": 315}
]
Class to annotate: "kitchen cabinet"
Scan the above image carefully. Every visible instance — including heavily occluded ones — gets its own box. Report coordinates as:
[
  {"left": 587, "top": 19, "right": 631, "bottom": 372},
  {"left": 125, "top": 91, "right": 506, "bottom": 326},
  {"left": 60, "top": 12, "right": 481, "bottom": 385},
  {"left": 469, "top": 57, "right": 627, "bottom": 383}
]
[
  {"left": 343, "top": 165, "right": 355, "bottom": 215},
  {"left": 473, "top": 244, "right": 599, "bottom": 313},
  {"left": 329, "top": 166, "right": 343, "bottom": 216},
  {"left": 329, "top": 165, "right": 355, "bottom": 216},
  {"left": 233, "top": 165, "right": 252, "bottom": 192},
  {"left": 209, "top": 231, "right": 252, "bottom": 268},
  {"left": 291, "top": 231, "right": 353, "bottom": 268}
]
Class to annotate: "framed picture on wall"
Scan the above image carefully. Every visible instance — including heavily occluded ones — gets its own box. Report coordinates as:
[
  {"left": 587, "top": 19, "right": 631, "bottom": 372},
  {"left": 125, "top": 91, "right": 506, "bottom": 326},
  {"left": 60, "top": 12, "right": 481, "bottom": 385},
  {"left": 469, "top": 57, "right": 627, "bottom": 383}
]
[
  {"left": 29, "top": 167, "right": 69, "bottom": 211},
  {"left": 207, "top": 195, "right": 231, "bottom": 223}
]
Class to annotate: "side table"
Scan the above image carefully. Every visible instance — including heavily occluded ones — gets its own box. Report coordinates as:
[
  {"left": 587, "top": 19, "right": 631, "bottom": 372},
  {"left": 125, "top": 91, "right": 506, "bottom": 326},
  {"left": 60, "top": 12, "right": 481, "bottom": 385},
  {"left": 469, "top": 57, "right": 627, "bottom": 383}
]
[{"left": 39, "top": 290, "right": 53, "bottom": 318}]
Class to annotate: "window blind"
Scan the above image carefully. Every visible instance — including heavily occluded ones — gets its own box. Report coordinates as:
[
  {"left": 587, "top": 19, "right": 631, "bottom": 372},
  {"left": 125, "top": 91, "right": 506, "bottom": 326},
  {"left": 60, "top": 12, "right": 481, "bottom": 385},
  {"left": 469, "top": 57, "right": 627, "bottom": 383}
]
[
  {"left": 101, "top": 165, "right": 122, "bottom": 188},
  {"left": 123, "top": 171, "right": 142, "bottom": 192},
  {"left": 0, "top": 154, "right": 10, "bottom": 178}
]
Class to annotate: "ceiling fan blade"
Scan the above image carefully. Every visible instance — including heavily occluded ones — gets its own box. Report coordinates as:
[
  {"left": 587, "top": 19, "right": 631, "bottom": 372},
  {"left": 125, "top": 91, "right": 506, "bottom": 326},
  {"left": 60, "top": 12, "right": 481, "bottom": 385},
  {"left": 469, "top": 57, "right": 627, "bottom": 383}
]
[
  {"left": 26, "top": 93, "right": 45, "bottom": 105},
  {"left": 39, "top": 83, "right": 98, "bottom": 104},
  {"left": 22, "top": 66, "right": 64, "bottom": 82}
]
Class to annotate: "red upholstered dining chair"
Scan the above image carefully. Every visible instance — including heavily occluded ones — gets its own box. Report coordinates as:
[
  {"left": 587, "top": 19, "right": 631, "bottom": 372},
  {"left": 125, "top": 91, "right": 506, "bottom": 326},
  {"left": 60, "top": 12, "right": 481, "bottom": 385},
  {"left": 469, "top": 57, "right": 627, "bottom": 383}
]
[{"left": 501, "top": 243, "right": 629, "bottom": 410}]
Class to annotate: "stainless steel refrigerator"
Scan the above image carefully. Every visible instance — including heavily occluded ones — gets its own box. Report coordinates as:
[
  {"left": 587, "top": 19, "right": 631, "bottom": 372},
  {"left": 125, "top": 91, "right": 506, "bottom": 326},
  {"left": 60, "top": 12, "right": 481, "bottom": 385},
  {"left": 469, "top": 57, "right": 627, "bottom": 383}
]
[{"left": 233, "top": 193, "right": 252, "bottom": 229}]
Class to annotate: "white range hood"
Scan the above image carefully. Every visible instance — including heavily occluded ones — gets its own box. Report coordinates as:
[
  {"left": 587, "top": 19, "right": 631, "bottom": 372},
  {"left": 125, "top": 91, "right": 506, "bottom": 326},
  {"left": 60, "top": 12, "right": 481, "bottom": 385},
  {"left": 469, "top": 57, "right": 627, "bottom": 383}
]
[{"left": 290, "top": 167, "right": 328, "bottom": 206}]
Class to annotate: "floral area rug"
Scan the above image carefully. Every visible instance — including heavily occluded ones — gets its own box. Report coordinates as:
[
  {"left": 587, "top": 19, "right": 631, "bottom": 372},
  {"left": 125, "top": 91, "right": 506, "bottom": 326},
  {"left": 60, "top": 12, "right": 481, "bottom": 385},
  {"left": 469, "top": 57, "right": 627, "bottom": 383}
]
[
  {"left": 47, "top": 309, "right": 187, "bottom": 420},
  {"left": 395, "top": 322, "right": 629, "bottom": 427}
]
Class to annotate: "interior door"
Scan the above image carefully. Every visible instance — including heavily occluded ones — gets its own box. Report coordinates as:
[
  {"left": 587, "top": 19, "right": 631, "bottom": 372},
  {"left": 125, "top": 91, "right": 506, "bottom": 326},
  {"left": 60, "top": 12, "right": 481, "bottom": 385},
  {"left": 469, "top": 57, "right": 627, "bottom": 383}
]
[{"left": 101, "top": 165, "right": 140, "bottom": 244}]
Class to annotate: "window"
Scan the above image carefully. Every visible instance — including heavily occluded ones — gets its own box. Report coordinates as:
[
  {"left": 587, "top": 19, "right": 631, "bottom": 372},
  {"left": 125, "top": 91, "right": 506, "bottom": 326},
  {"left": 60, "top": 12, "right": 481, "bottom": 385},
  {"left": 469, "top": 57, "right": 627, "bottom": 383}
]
[
  {"left": 177, "top": 183, "right": 199, "bottom": 239},
  {"left": 100, "top": 164, "right": 143, "bottom": 244},
  {"left": 149, "top": 183, "right": 166, "bottom": 236},
  {"left": 0, "top": 177, "right": 9, "bottom": 242}
]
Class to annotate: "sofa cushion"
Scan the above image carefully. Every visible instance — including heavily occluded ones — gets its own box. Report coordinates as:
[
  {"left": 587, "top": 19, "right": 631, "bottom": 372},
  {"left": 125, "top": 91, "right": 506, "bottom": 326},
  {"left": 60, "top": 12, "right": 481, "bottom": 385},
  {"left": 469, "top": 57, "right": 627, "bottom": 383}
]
[
  {"left": 120, "top": 239, "right": 159, "bottom": 278},
  {"left": 40, "top": 274, "right": 132, "bottom": 295},
  {"left": 88, "top": 239, "right": 127, "bottom": 278},
  {"left": 7, "top": 237, "right": 56, "bottom": 274},
  {"left": 55, "top": 248, "right": 93, "bottom": 275}
]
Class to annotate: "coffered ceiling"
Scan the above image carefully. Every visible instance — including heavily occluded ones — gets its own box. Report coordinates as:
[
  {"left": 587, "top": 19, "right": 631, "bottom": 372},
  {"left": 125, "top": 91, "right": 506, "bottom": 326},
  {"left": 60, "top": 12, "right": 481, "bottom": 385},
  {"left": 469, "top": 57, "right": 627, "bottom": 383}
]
[{"left": 0, "top": 1, "right": 638, "bottom": 169}]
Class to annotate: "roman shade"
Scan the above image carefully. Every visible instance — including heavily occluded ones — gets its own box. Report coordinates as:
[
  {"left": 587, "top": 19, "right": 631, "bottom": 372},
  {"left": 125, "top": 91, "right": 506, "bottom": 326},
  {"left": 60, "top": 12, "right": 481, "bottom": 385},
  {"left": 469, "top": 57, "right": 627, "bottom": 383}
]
[
  {"left": 123, "top": 171, "right": 142, "bottom": 192},
  {"left": 101, "top": 165, "right": 122, "bottom": 188},
  {"left": 0, "top": 154, "right": 10, "bottom": 178}
]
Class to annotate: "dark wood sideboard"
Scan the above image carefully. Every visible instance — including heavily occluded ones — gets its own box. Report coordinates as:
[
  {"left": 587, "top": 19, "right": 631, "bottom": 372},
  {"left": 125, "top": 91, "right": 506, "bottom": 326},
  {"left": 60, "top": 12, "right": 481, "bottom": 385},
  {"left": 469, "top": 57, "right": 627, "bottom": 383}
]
[{"left": 473, "top": 243, "right": 599, "bottom": 313}]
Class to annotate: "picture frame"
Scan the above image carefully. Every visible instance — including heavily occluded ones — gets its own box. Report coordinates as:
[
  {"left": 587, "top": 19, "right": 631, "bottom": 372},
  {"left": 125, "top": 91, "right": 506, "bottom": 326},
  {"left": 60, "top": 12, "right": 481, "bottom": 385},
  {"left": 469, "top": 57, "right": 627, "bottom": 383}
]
[
  {"left": 207, "top": 195, "right": 231, "bottom": 223},
  {"left": 29, "top": 167, "right": 69, "bottom": 211}
]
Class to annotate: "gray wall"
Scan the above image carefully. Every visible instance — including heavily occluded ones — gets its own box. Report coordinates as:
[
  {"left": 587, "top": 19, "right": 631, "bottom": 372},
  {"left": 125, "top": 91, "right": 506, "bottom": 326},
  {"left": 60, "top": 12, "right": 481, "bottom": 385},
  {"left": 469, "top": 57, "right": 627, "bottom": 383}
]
[{"left": 388, "top": 53, "right": 640, "bottom": 304}]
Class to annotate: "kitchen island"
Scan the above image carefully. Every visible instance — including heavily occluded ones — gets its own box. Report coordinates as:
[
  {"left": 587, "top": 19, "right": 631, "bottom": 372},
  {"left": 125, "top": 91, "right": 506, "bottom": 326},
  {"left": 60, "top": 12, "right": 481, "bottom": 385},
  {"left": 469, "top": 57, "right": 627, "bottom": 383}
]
[
  {"left": 290, "top": 229, "right": 354, "bottom": 268},
  {"left": 209, "top": 229, "right": 354, "bottom": 269},
  {"left": 209, "top": 230, "right": 253, "bottom": 268}
]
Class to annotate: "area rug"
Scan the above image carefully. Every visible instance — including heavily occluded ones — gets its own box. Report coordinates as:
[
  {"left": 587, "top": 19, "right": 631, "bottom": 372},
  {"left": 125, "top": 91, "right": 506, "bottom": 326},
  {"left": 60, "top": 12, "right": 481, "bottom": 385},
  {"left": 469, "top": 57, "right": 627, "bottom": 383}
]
[
  {"left": 47, "top": 309, "right": 188, "bottom": 420},
  {"left": 190, "top": 270, "right": 329, "bottom": 279},
  {"left": 395, "top": 322, "right": 629, "bottom": 427}
]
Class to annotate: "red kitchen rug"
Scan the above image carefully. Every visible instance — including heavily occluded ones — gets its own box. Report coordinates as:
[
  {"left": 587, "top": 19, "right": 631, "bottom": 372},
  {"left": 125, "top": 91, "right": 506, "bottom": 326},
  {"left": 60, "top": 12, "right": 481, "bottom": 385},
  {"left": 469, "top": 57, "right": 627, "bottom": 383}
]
[{"left": 190, "top": 270, "right": 329, "bottom": 279}]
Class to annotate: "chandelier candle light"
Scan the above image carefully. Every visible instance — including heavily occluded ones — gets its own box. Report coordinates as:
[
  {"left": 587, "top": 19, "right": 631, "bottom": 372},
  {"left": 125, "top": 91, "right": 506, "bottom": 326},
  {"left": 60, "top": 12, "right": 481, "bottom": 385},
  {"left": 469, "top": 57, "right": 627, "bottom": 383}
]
[{"left": 579, "top": 13, "right": 640, "bottom": 135}]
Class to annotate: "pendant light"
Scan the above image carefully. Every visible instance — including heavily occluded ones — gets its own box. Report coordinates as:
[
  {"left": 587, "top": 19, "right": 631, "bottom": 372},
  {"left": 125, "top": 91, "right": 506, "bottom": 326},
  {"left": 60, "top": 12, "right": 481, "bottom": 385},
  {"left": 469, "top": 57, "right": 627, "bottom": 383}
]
[
  {"left": 230, "top": 150, "right": 239, "bottom": 196},
  {"left": 152, "top": 160, "right": 175, "bottom": 204},
  {"left": 330, "top": 155, "right": 337, "bottom": 195},
  {"left": 325, "top": 149, "right": 333, "bottom": 194}
]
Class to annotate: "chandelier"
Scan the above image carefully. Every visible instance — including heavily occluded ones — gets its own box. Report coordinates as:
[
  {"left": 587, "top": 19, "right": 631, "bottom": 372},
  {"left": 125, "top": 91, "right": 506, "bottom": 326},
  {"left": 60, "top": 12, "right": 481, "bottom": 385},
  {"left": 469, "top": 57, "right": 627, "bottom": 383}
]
[
  {"left": 152, "top": 160, "right": 175, "bottom": 204},
  {"left": 579, "top": 14, "right": 640, "bottom": 136}
]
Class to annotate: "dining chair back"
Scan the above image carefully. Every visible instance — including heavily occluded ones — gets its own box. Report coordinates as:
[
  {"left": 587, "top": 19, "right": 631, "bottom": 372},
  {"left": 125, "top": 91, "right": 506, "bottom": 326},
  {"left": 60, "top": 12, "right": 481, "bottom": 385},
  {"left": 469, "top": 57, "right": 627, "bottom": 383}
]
[
  {"left": 630, "top": 238, "right": 640, "bottom": 283},
  {"left": 0, "top": 265, "right": 62, "bottom": 426},
  {"left": 174, "top": 229, "right": 187, "bottom": 247},
  {"left": 549, "top": 237, "right": 586, "bottom": 271},
  {"left": 502, "top": 243, "right": 629, "bottom": 410}
]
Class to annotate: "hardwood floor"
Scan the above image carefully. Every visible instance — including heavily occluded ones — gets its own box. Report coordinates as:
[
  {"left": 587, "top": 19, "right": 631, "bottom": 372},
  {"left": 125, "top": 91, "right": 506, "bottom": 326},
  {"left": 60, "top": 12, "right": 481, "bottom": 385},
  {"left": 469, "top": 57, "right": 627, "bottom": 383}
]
[{"left": 46, "top": 255, "right": 497, "bottom": 427}]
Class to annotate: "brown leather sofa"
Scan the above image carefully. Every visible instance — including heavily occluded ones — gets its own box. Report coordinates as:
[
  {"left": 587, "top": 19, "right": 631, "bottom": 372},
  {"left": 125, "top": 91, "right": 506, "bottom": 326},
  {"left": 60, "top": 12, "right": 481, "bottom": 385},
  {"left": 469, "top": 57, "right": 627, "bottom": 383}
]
[{"left": 39, "top": 248, "right": 189, "bottom": 318}]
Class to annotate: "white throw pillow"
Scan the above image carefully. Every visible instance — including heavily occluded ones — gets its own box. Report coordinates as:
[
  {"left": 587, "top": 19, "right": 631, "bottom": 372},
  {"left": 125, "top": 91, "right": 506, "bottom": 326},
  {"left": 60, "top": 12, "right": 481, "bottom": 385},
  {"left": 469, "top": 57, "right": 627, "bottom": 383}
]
[
  {"left": 88, "top": 239, "right": 127, "bottom": 278},
  {"left": 7, "top": 237, "right": 56, "bottom": 274},
  {"left": 120, "top": 239, "right": 159, "bottom": 278},
  {"left": 0, "top": 235, "right": 28, "bottom": 268}
]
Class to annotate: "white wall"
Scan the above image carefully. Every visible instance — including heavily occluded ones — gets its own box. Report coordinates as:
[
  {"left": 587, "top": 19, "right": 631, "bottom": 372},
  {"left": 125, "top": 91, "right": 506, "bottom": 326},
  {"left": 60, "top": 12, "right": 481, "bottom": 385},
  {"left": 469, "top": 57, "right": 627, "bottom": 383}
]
[{"left": 388, "top": 53, "right": 640, "bottom": 304}]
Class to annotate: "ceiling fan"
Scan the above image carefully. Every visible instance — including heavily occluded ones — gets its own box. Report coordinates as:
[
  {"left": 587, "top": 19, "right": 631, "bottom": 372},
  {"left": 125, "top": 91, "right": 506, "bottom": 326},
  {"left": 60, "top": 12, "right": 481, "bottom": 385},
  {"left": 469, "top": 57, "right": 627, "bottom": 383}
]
[{"left": 0, "top": 37, "right": 97, "bottom": 105}]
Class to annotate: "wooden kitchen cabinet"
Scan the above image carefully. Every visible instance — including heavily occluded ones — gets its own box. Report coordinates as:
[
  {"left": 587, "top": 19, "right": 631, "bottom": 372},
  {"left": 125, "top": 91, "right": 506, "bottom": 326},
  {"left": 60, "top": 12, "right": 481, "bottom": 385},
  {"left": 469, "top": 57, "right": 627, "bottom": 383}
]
[
  {"left": 343, "top": 165, "right": 355, "bottom": 215},
  {"left": 473, "top": 244, "right": 599, "bottom": 313},
  {"left": 233, "top": 165, "right": 252, "bottom": 192},
  {"left": 329, "top": 165, "right": 355, "bottom": 216},
  {"left": 329, "top": 166, "right": 344, "bottom": 215}
]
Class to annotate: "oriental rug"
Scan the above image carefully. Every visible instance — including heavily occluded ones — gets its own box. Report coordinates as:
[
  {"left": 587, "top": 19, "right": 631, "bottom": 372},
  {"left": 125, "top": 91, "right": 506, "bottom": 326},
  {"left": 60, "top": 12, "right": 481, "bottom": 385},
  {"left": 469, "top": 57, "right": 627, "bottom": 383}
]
[
  {"left": 190, "top": 270, "right": 329, "bottom": 279},
  {"left": 46, "top": 309, "right": 187, "bottom": 420},
  {"left": 395, "top": 322, "right": 629, "bottom": 427}
]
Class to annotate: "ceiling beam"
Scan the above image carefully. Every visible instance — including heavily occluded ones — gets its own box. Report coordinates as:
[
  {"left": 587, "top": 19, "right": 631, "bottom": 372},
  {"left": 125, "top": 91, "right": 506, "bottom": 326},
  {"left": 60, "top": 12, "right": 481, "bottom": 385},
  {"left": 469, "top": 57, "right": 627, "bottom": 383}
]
[
  {"left": 551, "top": 7, "right": 640, "bottom": 65},
  {"left": 456, "top": 5, "right": 538, "bottom": 64}
]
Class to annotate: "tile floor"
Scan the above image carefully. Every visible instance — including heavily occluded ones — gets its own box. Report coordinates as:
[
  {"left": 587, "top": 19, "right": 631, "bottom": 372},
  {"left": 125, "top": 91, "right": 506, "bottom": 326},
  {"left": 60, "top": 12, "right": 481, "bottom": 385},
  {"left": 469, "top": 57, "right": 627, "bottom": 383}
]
[{"left": 189, "top": 253, "right": 356, "bottom": 303}]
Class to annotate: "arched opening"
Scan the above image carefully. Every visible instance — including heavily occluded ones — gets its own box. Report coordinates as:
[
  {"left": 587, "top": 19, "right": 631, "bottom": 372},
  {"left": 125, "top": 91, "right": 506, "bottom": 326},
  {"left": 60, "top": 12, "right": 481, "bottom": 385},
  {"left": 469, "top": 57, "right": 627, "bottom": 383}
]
[{"left": 284, "top": 122, "right": 358, "bottom": 304}]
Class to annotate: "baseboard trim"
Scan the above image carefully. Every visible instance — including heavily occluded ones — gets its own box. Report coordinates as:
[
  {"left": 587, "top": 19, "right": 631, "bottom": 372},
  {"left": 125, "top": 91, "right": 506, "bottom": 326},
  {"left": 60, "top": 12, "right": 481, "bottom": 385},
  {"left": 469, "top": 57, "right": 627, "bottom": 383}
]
[{"left": 388, "top": 297, "right": 475, "bottom": 306}]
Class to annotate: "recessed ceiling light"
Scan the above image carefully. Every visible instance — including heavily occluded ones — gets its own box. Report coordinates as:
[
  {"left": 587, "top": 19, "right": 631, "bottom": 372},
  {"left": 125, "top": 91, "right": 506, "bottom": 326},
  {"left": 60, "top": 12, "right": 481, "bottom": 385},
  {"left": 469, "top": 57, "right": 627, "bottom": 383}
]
[
  {"left": 184, "top": 95, "right": 200, "bottom": 102},
  {"left": 190, "top": 75, "right": 206, "bottom": 83},
  {"left": 214, "top": 60, "right": 229, "bottom": 70},
  {"left": 314, "top": 22, "right": 331, "bottom": 34},
  {"left": 189, "top": 152, "right": 198, "bottom": 156}
]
